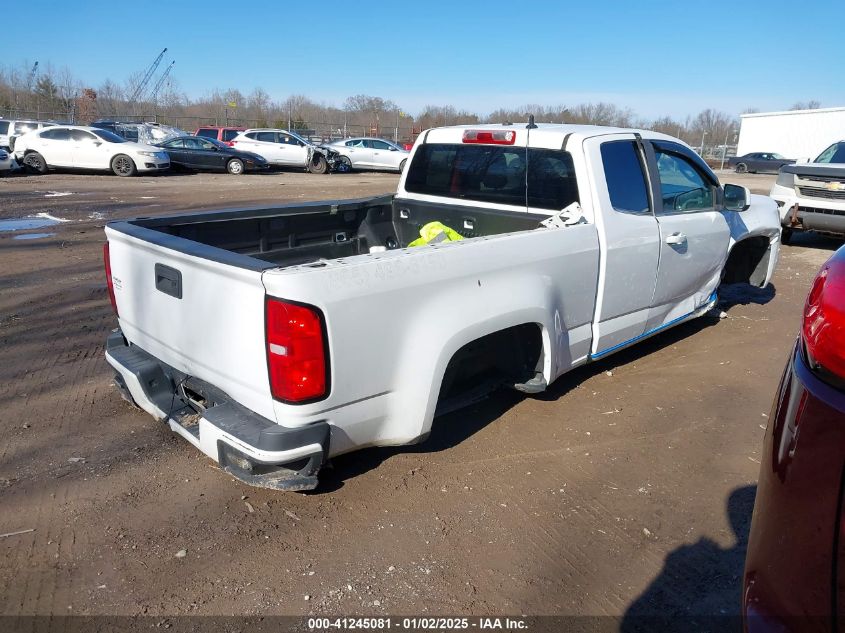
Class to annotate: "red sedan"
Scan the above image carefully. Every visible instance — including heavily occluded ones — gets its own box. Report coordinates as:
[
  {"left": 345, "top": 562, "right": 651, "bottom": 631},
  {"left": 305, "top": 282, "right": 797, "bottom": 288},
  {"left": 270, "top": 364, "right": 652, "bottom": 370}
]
[{"left": 744, "top": 244, "right": 845, "bottom": 631}]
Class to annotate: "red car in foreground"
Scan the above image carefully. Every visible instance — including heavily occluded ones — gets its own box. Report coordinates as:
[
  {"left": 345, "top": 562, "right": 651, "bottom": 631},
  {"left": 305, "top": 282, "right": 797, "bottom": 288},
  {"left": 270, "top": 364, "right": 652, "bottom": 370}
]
[{"left": 744, "top": 245, "right": 845, "bottom": 631}]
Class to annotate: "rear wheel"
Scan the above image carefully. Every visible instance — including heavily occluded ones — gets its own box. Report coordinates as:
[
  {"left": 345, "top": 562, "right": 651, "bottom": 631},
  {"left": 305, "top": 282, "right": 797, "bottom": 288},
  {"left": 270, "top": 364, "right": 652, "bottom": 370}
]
[
  {"left": 226, "top": 158, "right": 244, "bottom": 175},
  {"left": 309, "top": 154, "right": 328, "bottom": 175},
  {"left": 24, "top": 152, "right": 48, "bottom": 174},
  {"left": 111, "top": 154, "right": 136, "bottom": 177},
  {"left": 338, "top": 156, "right": 352, "bottom": 171},
  {"left": 735, "top": 162, "right": 748, "bottom": 173}
]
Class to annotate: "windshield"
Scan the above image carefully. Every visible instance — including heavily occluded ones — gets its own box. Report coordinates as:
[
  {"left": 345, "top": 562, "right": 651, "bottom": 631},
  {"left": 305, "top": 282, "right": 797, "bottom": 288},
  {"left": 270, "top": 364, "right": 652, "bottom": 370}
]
[
  {"left": 92, "top": 129, "right": 128, "bottom": 143},
  {"left": 815, "top": 142, "right": 845, "bottom": 164},
  {"left": 287, "top": 130, "right": 308, "bottom": 145},
  {"left": 206, "top": 137, "right": 228, "bottom": 149}
]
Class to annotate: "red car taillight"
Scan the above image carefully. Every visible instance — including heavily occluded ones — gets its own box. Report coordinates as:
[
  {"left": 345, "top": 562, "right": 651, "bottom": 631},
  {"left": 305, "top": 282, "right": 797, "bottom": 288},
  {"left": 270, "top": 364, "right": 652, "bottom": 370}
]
[
  {"left": 103, "top": 242, "right": 118, "bottom": 316},
  {"left": 802, "top": 249, "right": 845, "bottom": 380},
  {"left": 265, "top": 297, "right": 328, "bottom": 403}
]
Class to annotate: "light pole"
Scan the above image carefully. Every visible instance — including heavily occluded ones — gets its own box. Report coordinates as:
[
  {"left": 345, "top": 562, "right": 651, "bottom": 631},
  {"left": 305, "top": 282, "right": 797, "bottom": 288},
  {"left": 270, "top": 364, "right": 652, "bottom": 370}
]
[
  {"left": 700, "top": 131, "right": 708, "bottom": 157},
  {"left": 720, "top": 128, "right": 734, "bottom": 171}
]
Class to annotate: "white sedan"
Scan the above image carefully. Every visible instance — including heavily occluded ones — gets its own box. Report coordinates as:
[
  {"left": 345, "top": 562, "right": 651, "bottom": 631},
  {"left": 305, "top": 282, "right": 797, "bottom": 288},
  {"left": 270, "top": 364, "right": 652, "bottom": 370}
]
[
  {"left": 13, "top": 125, "right": 170, "bottom": 176},
  {"left": 329, "top": 137, "right": 409, "bottom": 172}
]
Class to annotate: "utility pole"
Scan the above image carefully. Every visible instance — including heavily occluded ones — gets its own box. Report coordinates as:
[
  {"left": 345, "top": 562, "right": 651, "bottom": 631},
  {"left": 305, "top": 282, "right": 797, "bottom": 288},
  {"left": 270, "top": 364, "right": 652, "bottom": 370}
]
[
  {"left": 720, "top": 129, "right": 736, "bottom": 171},
  {"left": 394, "top": 110, "right": 400, "bottom": 142},
  {"left": 700, "top": 131, "right": 708, "bottom": 157},
  {"left": 288, "top": 102, "right": 292, "bottom": 131}
]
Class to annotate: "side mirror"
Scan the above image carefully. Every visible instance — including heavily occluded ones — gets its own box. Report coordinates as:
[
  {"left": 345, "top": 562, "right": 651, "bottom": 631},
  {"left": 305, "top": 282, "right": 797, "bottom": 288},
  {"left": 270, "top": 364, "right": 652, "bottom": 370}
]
[
  {"left": 389, "top": 146, "right": 397, "bottom": 151},
  {"left": 93, "top": 141, "right": 102, "bottom": 147},
  {"left": 723, "top": 183, "right": 751, "bottom": 211}
]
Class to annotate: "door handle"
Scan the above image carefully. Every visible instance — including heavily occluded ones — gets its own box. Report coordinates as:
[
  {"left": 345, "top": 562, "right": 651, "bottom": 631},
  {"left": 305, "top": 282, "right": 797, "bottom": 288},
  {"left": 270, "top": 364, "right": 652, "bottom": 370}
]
[{"left": 665, "top": 232, "right": 687, "bottom": 245}]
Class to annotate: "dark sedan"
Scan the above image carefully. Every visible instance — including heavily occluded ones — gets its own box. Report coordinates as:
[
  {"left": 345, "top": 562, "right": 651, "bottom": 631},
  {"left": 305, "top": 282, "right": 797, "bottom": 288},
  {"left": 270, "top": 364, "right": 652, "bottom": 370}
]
[
  {"left": 743, "top": 244, "right": 845, "bottom": 630},
  {"left": 728, "top": 152, "right": 794, "bottom": 174},
  {"left": 155, "top": 136, "right": 269, "bottom": 174}
]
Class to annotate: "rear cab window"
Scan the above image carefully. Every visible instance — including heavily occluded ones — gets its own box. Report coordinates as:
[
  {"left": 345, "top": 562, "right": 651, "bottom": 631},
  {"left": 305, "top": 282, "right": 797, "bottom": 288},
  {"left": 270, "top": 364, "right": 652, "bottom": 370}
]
[{"left": 405, "top": 143, "right": 579, "bottom": 211}]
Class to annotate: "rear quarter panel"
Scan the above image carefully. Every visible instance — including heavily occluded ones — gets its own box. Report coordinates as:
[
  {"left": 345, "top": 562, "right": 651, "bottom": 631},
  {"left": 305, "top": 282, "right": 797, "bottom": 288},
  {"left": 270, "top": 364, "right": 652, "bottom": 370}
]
[{"left": 262, "top": 224, "right": 600, "bottom": 456}]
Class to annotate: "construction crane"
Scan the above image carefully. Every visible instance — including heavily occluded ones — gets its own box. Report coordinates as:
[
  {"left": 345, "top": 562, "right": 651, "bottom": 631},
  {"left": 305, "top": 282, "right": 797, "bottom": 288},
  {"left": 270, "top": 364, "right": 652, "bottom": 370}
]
[
  {"left": 26, "top": 61, "right": 38, "bottom": 90},
  {"left": 129, "top": 48, "right": 167, "bottom": 106},
  {"left": 150, "top": 60, "right": 175, "bottom": 104}
]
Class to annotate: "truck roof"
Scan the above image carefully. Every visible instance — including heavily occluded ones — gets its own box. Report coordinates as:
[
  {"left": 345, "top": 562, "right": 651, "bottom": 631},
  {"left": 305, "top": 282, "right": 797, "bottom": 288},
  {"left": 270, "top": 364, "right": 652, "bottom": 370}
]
[{"left": 421, "top": 122, "right": 677, "bottom": 148}]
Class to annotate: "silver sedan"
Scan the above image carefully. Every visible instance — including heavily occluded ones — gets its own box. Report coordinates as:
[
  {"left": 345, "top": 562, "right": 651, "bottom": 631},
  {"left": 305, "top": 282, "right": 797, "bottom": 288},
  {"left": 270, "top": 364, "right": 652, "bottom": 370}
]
[{"left": 329, "top": 137, "right": 409, "bottom": 172}]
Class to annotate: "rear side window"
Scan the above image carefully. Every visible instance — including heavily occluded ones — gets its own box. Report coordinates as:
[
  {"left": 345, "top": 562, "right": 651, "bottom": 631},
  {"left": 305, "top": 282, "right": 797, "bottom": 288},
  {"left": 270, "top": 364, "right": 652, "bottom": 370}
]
[
  {"left": 256, "top": 132, "right": 276, "bottom": 142},
  {"left": 41, "top": 128, "right": 71, "bottom": 141},
  {"left": 222, "top": 129, "right": 240, "bottom": 142},
  {"left": 0, "top": 121, "right": 8, "bottom": 134},
  {"left": 196, "top": 128, "right": 217, "bottom": 139},
  {"left": 405, "top": 143, "right": 579, "bottom": 211},
  {"left": 14, "top": 122, "right": 38, "bottom": 134},
  {"left": 600, "top": 141, "right": 650, "bottom": 214}
]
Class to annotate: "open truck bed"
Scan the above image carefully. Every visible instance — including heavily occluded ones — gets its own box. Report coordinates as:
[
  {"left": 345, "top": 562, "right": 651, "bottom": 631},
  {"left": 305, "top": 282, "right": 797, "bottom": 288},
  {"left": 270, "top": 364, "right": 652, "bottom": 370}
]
[{"left": 111, "top": 195, "right": 548, "bottom": 270}]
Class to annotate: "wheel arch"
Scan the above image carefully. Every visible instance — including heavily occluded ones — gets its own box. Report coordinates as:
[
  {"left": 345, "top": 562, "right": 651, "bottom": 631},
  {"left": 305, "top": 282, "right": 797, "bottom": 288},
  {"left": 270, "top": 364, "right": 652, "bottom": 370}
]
[{"left": 722, "top": 235, "right": 773, "bottom": 287}]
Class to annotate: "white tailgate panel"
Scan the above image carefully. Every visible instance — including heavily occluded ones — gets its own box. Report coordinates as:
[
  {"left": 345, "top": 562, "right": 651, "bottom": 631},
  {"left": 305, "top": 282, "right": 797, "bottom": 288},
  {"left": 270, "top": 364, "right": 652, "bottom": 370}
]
[{"left": 106, "top": 229, "right": 274, "bottom": 420}]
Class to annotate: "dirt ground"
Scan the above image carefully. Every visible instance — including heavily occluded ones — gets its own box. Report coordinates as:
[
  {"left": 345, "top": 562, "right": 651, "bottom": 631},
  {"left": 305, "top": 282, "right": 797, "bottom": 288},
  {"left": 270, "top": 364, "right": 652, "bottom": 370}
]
[{"left": 0, "top": 168, "right": 840, "bottom": 624}]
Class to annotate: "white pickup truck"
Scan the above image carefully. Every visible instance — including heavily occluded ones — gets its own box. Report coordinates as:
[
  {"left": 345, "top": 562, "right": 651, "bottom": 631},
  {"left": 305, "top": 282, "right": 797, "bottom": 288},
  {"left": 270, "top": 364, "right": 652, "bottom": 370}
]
[{"left": 104, "top": 123, "right": 781, "bottom": 490}]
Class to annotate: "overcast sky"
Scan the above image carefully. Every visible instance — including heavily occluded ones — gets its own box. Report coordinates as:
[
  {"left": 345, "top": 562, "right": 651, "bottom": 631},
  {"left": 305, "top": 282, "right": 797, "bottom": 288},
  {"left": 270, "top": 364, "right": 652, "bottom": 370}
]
[{"left": 9, "top": 0, "right": 845, "bottom": 119}]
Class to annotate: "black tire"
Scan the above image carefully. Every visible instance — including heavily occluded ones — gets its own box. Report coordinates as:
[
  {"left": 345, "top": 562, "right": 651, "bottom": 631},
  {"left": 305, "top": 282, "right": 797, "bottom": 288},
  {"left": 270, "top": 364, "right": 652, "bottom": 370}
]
[
  {"left": 226, "top": 158, "right": 245, "bottom": 175},
  {"left": 399, "top": 159, "right": 407, "bottom": 172},
  {"left": 24, "top": 152, "right": 48, "bottom": 174},
  {"left": 111, "top": 154, "right": 137, "bottom": 177},
  {"left": 781, "top": 228, "right": 793, "bottom": 245},
  {"left": 338, "top": 156, "right": 352, "bottom": 171},
  {"left": 310, "top": 154, "right": 328, "bottom": 175},
  {"left": 735, "top": 162, "right": 748, "bottom": 173}
]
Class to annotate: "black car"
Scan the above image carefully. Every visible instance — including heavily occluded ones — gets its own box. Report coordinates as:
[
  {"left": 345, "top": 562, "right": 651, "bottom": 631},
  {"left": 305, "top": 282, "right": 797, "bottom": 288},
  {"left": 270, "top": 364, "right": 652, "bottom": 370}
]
[
  {"left": 155, "top": 136, "right": 269, "bottom": 174},
  {"left": 727, "top": 152, "right": 794, "bottom": 174}
]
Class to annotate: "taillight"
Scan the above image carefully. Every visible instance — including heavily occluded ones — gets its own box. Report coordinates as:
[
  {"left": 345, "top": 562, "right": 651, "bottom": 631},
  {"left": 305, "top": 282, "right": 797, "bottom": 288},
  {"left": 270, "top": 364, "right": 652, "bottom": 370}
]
[
  {"left": 462, "top": 129, "right": 516, "bottom": 145},
  {"left": 265, "top": 297, "right": 328, "bottom": 403},
  {"left": 802, "top": 248, "right": 845, "bottom": 380},
  {"left": 225, "top": 141, "right": 235, "bottom": 147},
  {"left": 103, "top": 242, "right": 118, "bottom": 316}
]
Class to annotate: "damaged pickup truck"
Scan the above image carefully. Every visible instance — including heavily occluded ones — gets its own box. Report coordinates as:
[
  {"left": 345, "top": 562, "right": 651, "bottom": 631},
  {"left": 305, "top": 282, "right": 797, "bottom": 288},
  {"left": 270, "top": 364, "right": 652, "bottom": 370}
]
[{"left": 103, "top": 123, "right": 781, "bottom": 490}]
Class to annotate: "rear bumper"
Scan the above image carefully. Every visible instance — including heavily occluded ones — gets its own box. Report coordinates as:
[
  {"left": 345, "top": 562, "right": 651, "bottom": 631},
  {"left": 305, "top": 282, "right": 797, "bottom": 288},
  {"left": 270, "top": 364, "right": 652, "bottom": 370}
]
[{"left": 105, "top": 330, "right": 329, "bottom": 491}]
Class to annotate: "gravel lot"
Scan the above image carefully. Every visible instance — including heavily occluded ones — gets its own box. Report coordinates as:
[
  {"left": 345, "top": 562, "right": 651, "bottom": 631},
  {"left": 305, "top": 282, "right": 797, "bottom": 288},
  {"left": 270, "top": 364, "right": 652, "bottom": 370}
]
[{"left": 0, "top": 168, "right": 841, "bottom": 623}]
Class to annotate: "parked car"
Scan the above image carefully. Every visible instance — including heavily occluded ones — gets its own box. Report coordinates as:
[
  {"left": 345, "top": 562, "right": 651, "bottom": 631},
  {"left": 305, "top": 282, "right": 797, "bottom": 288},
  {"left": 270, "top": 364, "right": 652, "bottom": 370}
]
[
  {"left": 195, "top": 126, "right": 246, "bottom": 147},
  {"left": 156, "top": 135, "right": 268, "bottom": 174},
  {"left": 230, "top": 128, "right": 342, "bottom": 174},
  {"left": 728, "top": 152, "right": 794, "bottom": 174},
  {"left": 14, "top": 125, "right": 170, "bottom": 176},
  {"left": 770, "top": 140, "right": 845, "bottom": 242},
  {"left": 0, "top": 148, "right": 15, "bottom": 174},
  {"left": 0, "top": 119, "right": 57, "bottom": 150},
  {"left": 102, "top": 123, "right": 780, "bottom": 490},
  {"left": 744, "top": 244, "right": 845, "bottom": 629},
  {"left": 328, "top": 137, "right": 410, "bottom": 172},
  {"left": 402, "top": 141, "right": 414, "bottom": 151},
  {"left": 91, "top": 120, "right": 186, "bottom": 146}
]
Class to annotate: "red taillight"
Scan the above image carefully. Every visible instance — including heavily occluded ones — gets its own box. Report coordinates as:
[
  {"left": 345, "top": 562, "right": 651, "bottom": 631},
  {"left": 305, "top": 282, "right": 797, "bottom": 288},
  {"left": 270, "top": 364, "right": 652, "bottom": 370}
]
[
  {"left": 103, "top": 242, "right": 118, "bottom": 316},
  {"left": 462, "top": 129, "right": 516, "bottom": 145},
  {"left": 225, "top": 141, "right": 235, "bottom": 147},
  {"left": 265, "top": 297, "right": 328, "bottom": 403},
  {"left": 802, "top": 249, "right": 845, "bottom": 379}
]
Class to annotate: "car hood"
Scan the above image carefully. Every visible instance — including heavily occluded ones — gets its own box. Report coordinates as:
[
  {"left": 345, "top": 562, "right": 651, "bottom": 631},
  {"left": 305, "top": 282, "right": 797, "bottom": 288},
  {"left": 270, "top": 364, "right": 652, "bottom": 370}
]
[{"left": 781, "top": 163, "right": 845, "bottom": 178}]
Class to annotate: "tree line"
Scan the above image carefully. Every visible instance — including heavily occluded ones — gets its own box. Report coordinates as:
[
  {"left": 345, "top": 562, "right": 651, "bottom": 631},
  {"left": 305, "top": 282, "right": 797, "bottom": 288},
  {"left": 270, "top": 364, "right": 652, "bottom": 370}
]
[{"left": 0, "top": 60, "right": 821, "bottom": 147}]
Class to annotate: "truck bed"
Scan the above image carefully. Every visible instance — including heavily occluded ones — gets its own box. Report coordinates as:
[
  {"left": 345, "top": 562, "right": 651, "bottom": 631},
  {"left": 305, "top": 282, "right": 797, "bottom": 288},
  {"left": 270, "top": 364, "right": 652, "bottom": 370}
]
[{"left": 113, "top": 195, "right": 548, "bottom": 269}]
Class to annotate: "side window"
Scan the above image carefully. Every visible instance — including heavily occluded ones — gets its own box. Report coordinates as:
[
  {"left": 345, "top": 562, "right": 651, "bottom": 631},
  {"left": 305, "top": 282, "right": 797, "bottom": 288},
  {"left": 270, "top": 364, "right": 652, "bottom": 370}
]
[
  {"left": 164, "top": 138, "right": 184, "bottom": 148},
  {"left": 70, "top": 130, "right": 97, "bottom": 142},
  {"left": 0, "top": 121, "right": 9, "bottom": 134},
  {"left": 245, "top": 132, "right": 257, "bottom": 140},
  {"left": 372, "top": 140, "right": 391, "bottom": 150},
  {"left": 222, "top": 129, "right": 239, "bottom": 142},
  {"left": 184, "top": 138, "right": 204, "bottom": 149},
  {"left": 655, "top": 151, "right": 714, "bottom": 213},
  {"left": 15, "top": 122, "right": 38, "bottom": 134},
  {"left": 196, "top": 128, "right": 216, "bottom": 139},
  {"left": 256, "top": 132, "right": 275, "bottom": 142},
  {"left": 41, "top": 128, "right": 71, "bottom": 141},
  {"left": 600, "top": 141, "right": 651, "bottom": 215}
]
